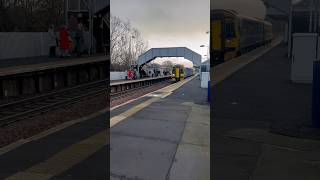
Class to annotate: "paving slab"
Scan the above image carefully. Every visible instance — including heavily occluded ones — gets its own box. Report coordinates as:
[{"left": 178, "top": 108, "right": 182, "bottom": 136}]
[
  {"left": 212, "top": 153, "right": 258, "bottom": 180},
  {"left": 168, "top": 143, "right": 210, "bottom": 180},
  {"left": 212, "top": 134, "right": 262, "bottom": 157},
  {"left": 111, "top": 117, "right": 185, "bottom": 142},
  {"left": 251, "top": 145, "right": 320, "bottom": 180},
  {"left": 182, "top": 122, "right": 210, "bottom": 146},
  {"left": 131, "top": 107, "right": 189, "bottom": 123},
  {"left": 225, "top": 128, "right": 320, "bottom": 151},
  {"left": 168, "top": 101, "right": 210, "bottom": 180},
  {"left": 51, "top": 145, "right": 107, "bottom": 180},
  {"left": 110, "top": 134, "right": 177, "bottom": 180}
]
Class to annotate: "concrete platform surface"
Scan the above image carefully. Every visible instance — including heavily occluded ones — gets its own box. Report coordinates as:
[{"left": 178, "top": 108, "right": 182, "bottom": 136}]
[
  {"left": 0, "top": 55, "right": 108, "bottom": 77},
  {"left": 110, "top": 76, "right": 210, "bottom": 180},
  {"left": 212, "top": 43, "right": 320, "bottom": 180}
]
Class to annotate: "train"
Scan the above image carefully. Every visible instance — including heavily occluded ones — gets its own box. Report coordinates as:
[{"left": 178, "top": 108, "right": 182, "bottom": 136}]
[
  {"left": 171, "top": 65, "right": 194, "bottom": 82},
  {"left": 211, "top": 9, "right": 273, "bottom": 63}
]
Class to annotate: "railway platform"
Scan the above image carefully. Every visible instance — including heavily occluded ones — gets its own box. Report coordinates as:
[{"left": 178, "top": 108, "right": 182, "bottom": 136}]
[
  {"left": 0, "top": 55, "right": 108, "bottom": 101},
  {"left": 0, "top": 54, "right": 106, "bottom": 69},
  {"left": 110, "top": 75, "right": 210, "bottom": 180},
  {"left": 212, "top": 40, "right": 320, "bottom": 179}
]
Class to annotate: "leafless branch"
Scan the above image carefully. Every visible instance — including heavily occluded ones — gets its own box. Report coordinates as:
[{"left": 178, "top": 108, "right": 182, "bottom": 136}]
[{"left": 110, "top": 15, "right": 148, "bottom": 71}]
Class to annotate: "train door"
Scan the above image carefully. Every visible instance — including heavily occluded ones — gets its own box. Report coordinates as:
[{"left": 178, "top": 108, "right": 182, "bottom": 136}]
[
  {"left": 224, "top": 18, "right": 238, "bottom": 61},
  {"left": 180, "top": 68, "right": 185, "bottom": 80},
  {"left": 212, "top": 20, "right": 222, "bottom": 51},
  {"left": 175, "top": 68, "right": 180, "bottom": 81},
  {"left": 212, "top": 19, "right": 224, "bottom": 63},
  {"left": 211, "top": 11, "right": 227, "bottom": 63}
]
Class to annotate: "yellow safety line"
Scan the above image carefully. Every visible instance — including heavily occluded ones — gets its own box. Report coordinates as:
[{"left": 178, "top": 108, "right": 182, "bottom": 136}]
[
  {"left": 110, "top": 97, "right": 159, "bottom": 127},
  {"left": 212, "top": 39, "right": 282, "bottom": 86},
  {"left": 5, "top": 131, "right": 106, "bottom": 180},
  {"left": 0, "top": 108, "right": 108, "bottom": 156}
]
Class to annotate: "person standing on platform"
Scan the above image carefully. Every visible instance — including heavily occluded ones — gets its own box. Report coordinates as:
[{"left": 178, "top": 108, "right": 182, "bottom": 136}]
[
  {"left": 48, "top": 25, "right": 57, "bottom": 57},
  {"left": 59, "top": 25, "right": 70, "bottom": 58},
  {"left": 75, "top": 22, "right": 84, "bottom": 57}
]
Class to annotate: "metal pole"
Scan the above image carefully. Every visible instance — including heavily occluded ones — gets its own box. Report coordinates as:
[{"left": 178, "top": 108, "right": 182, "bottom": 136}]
[
  {"left": 316, "top": 0, "right": 318, "bottom": 33},
  {"left": 65, "top": 0, "right": 69, "bottom": 26},
  {"left": 317, "top": 0, "right": 320, "bottom": 33},
  {"left": 89, "top": 0, "right": 93, "bottom": 55},
  {"left": 208, "top": 44, "right": 210, "bottom": 60},
  {"left": 207, "top": 46, "right": 210, "bottom": 60},
  {"left": 288, "top": 0, "right": 293, "bottom": 58},
  {"left": 310, "top": 0, "right": 313, "bottom": 32},
  {"left": 318, "top": 0, "right": 320, "bottom": 34},
  {"left": 129, "top": 36, "right": 132, "bottom": 66}
]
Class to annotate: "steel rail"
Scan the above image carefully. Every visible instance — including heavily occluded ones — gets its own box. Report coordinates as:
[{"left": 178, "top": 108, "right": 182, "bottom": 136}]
[{"left": 0, "top": 80, "right": 107, "bottom": 126}]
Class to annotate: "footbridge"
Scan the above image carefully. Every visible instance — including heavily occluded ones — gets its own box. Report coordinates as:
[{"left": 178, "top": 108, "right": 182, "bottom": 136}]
[{"left": 137, "top": 47, "right": 202, "bottom": 67}]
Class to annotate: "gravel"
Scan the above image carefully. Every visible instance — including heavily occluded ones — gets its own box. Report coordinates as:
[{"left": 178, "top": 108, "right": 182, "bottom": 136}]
[
  {"left": 0, "top": 92, "right": 108, "bottom": 148},
  {"left": 111, "top": 82, "right": 171, "bottom": 107}
]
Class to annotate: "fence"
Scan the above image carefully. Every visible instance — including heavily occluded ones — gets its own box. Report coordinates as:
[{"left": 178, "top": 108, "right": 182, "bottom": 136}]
[
  {"left": 0, "top": 32, "right": 94, "bottom": 60},
  {"left": 111, "top": 71, "right": 127, "bottom": 81}
]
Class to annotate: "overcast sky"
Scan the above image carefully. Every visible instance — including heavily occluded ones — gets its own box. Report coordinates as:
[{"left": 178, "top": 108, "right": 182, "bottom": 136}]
[
  {"left": 111, "top": 0, "right": 210, "bottom": 67},
  {"left": 110, "top": 0, "right": 302, "bottom": 67}
]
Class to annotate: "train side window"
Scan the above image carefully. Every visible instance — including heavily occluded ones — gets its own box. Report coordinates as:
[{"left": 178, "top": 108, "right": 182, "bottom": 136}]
[{"left": 226, "top": 22, "right": 235, "bottom": 38}]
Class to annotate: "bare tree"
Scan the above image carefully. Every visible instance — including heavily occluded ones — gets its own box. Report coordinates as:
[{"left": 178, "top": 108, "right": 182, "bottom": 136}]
[
  {"left": 146, "top": 62, "right": 161, "bottom": 68},
  {"left": 162, "top": 60, "right": 174, "bottom": 69},
  {"left": 110, "top": 15, "right": 148, "bottom": 71}
]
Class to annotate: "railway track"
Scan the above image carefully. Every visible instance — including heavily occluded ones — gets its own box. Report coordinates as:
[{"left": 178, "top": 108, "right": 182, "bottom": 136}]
[
  {"left": 0, "top": 80, "right": 107, "bottom": 126},
  {"left": 110, "top": 80, "right": 171, "bottom": 101},
  {"left": 0, "top": 77, "right": 171, "bottom": 126},
  {"left": 110, "top": 76, "right": 172, "bottom": 99}
]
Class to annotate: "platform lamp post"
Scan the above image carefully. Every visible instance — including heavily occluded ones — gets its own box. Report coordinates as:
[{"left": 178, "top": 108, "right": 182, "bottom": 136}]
[
  {"left": 207, "top": 31, "right": 210, "bottom": 61},
  {"left": 200, "top": 45, "right": 209, "bottom": 61},
  {"left": 308, "top": 0, "right": 320, "bottom": 33},
  {"left": 313, "top": 0, "right": 320, "bottom": 128},
  {"left": 64, "top": 0, "right": 69, "bottom": 26},
  {"left": 200, "top": 45, "right": 209, "bottom": 76},
  {"left": 89, "top": 0, "right": 93, "bottom": 55},
  {"left": 263, "top": 0, "right": 291, "bottom": 57}
]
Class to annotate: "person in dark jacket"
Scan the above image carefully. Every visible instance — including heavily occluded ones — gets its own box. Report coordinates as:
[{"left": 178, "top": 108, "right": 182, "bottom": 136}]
[
  {"left": 75, "top": 22, "right": 84, "bottom": 57},
  {"left": 48, "top": 25, "right": 57, "bottom": 57}
]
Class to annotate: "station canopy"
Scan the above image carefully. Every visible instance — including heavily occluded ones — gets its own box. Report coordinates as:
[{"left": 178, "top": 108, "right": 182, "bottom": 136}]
[{"left": 137, "top": 47, "right": 202, "bottom": 67}]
